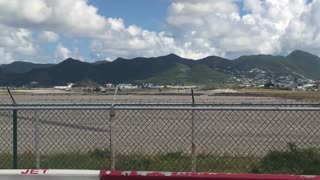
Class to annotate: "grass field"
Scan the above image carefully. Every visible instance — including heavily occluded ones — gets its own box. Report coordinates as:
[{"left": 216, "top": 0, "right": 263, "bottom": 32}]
[
  {"left": 2, "top": 144, "right": 320, "bottom": 175},
  {"left": 0, "top": 151, "right": 260, "bottom": 173},
  {"left": 0, "top": 89, "right": 298, "bottom": 104},
  {"left": 1, "top": 88, "right": 320, "bottom": 105},
  {"left": 237, "top": 88, "right": 320, "bottom": 102}
]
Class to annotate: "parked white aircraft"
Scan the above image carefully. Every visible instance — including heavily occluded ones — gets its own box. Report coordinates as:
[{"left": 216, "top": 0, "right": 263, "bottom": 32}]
[
  {"left": 166, "top": 85, "right": 197, "bottom": 89},
  {"left": 118, "top": 84, "right": 139, "bottom": 89},
  {"left": 53, "top": 83, "right": 74, "bottom": 91}
]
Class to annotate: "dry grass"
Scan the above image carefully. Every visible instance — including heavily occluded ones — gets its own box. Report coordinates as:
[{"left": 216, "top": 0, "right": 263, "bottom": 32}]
[{"left": 237, "top": 88, "right": 320, "bottom": 102}]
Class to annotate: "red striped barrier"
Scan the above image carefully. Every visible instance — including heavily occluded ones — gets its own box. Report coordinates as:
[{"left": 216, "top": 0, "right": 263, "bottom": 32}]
[
  {"left": 1, "top": 170, "right": 320, "bottom": 180},
  {"left": 100, "top": 171, "right": 320, "bottom": 180}
]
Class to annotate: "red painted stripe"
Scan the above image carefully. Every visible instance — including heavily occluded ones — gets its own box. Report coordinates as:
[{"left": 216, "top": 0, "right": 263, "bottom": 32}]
[{"left": 100, "top": 171, "right": 320, "bottom": 180}]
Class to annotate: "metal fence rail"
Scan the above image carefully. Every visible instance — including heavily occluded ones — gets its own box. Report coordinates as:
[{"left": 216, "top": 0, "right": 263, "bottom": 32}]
[
  {"left": 2, "top": 103, "right": 320, "bottom": 107},
  {"left": 1, "top": 104, "right": 320, "bottom": 174}
]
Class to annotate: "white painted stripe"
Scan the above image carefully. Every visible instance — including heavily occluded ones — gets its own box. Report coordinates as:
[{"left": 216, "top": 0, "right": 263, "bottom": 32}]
[{"left": 0, "top": 169, "right": 100, "bottom": 180}]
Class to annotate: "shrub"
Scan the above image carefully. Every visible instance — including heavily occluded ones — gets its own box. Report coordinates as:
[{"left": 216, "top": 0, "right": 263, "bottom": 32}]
[
  {"left": 160, "top": 151, "right": 185, "bottom": 161},
  {"left": 89, "top": 148, "right": 110, "bottom": 159},
  {"left": 252, "top": 143, "right": 320, "bottom": 175}
]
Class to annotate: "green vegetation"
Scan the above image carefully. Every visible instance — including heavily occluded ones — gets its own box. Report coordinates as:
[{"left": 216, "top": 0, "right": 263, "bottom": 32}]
[
  {"left": 2, "top": 145, "right": 320, "bottom": 175},
  {"left": 196, "top": 153, "right": 259, "bottom": 173},
  {"left": 144, "top": 63, "right": 229, "bottom": 88},
  {"left": 252, "top": 143, "right": 320, "bottom": 175},
  {"left": 0, "top": 61, "right": 53, "bottom": 74},
  {"left": 285, "top": 50, "right": 320, "bottom": 79},
  {"left": 188, "top": 64, "right": 228, "bottom": 85},
  {"left": 233, "top": 55, "right": 292, "bottom": 76},
  {"left": 0, "top": 150, "right": 257, "bottom": 172},
  {"left": 144, "top": 63, "right": 190, "bottom": 85}
]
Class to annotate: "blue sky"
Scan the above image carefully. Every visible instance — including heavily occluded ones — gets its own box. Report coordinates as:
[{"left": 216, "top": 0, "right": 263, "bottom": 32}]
[
  {"left": 89, "top": 0, "right": 171, "bottom": 31},
  {"left": 0, "top": 0, "right": 319, "bottom": 64},
  {"left": 76, "top": 0, "right": 173, "bottom": 61}
]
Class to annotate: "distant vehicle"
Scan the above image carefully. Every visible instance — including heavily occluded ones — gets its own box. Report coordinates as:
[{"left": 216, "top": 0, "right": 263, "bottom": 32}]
[
  {"left": 53, "top": 83, "right": 74, "bottom": 91},
  {"left": 92, "top": 86, "right": 101, "bottom": 92}
]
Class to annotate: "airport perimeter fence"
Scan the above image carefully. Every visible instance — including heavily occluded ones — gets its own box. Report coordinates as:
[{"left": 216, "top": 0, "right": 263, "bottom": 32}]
[{"left": 1, "top": 103, "right": 320, "bottom": 174}]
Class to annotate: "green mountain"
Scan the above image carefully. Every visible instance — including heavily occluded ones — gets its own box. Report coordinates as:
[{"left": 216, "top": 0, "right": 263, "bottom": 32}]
[
  {"left": 197, "top": 55, "right": 232, "bottom": 70},
  {"left": 233, "top": 55, "right": 285, "bottom": 71},
  {"left": 145, "top": 63, "right": 228, "bottom": 86},
  {"left": 0, "top": 61, "right": 53, "bottom": 74},
  {"left": 1, "top": 50, "right": 320, "bottom": 88},
  {"left": 231, "top": 55, "right": 293, "bottom": 77},
  {"left": 285, "top": 50, "right": 320, "bottom": 79}
]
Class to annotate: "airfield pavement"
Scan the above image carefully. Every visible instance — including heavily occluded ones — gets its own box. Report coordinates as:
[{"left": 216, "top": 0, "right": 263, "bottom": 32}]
[
  {"left": 0, "top": 89, "right": 298, "bottom": 104},
  {"left": 1, "top": 90, "right": 320, "bottom": 157}
]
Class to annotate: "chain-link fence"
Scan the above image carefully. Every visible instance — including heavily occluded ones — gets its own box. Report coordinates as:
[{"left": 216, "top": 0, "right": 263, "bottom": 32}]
[{"left": 1, "top": 104, "right": 320, "bottom": 174}]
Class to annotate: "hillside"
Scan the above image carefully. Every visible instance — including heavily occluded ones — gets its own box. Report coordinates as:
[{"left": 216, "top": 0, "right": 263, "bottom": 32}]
[
  {"left": 0, "top": 50, "right": 320, "bottom": 88},
  {"left": 0, "top": 61, "right": 53, "bottom": 74},
  {"left": 285, "top": 50, "right": 320, "bottom": 79}
]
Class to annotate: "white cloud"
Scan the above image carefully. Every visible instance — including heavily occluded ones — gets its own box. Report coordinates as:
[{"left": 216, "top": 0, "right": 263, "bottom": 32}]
[
  {"left": 54, "top": 43, "right": 84, "bottom": 63},
  {"left": 0, "top": 47, "right": 14, "bottom": 64},
  {"left": 166, "top": 0, "right": 320, "bottom": 58},
  {"left": 0, "top": 26, "right": 36, "bottom": 56},
  {"left": 0, "top": 0, "right": 107, "bottom": 37},
  {"left": 0, "top": 0, "right": 52, "bottom": 25},
  {"left": 0, "top": 24, "right": 38, "bottom": 63},
  {"left": 90, "top": 30, "right": 179, "bottom": 60},
  {"left": 0, "top": 0, "right": 111, "bottom": 63},
  {"left": 1, "top": 0, "right": 320, "bottom": 64},
  {"left": 167, "top": 0, "right": 267, "bottom": 58},
  {"left": 280, "top": 0, "right": 320, "bottom": 55},
  {"left": 38, "top": 31, "right": 59, "bottom": 42},
  {"left": 0, "top": 0, "right": 191, "bottom": 62},
  {"left": 54, "top": 43, "right": 71, "bottom": 62}
]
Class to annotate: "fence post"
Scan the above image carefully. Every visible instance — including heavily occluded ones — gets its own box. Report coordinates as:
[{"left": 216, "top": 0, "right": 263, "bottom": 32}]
[
  {"left": 7, "top": 87, "right": 18, "bottom": 169},
  {"left": 12, "top": 109, "right": 18, "bottom": 169},
  {"left": 33, "top": 111, "right": 41, "bottom": 169},
  {"left": 191, "top": 88, "right": 196, "bottom": 172},
  {"left": 110, "top": 86, "right": 118, "bottom": 170},
  {"left": 109, "top": 109, "right": 116, "bottom": 170}
]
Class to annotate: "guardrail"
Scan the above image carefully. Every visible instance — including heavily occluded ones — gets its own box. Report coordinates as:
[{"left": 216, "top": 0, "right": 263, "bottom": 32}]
[{"left": 1, "top": 170, "right": 320, "bottom": 180}]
